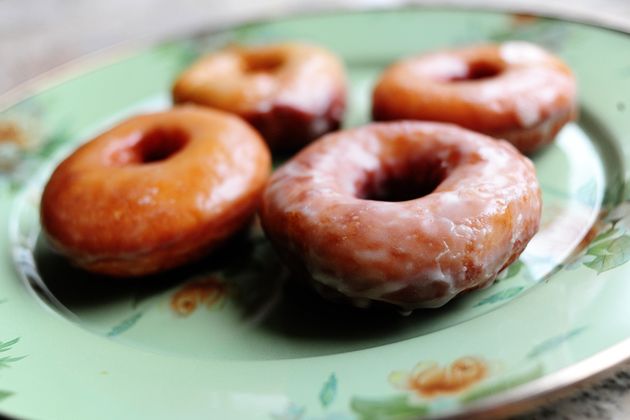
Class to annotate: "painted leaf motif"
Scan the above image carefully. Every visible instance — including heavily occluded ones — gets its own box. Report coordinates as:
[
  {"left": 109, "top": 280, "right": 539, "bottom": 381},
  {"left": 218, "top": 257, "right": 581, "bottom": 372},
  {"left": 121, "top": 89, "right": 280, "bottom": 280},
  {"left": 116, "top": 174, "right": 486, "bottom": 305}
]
[
  {"left": 0, "top": 390, "right": 13, "bottom": 402},
  {"left": 473, "top": 287, "right": 524, "bottom": 308},
  {"left": 320, "top": 373, "right": 337, "bottom": 408},
  {"left": 527, "top": 327, "right": 587, "bottom": 359},
  {"left": 592, "top": 226, "right": 617, "bottom": 243},
  {"left": 584, "top": 235, "right": 630, "bottom": 273},
  {"left": 350, "top": 395, "right": 428, "bottom": 420},
  {"left": 37, "top": 125, "right": 72, "bottom": 159},
  {"left": 0, "top": 355, "right": 25, "bottom": 369},
  {"left": 107, "top": 312, "right": 143, "bottom": 337},
  {"left": 504, "top": 260, "right": 524, "bottom": 279},
  {"left": 0, "top": 337, "right": 18, "bottom": 352}
]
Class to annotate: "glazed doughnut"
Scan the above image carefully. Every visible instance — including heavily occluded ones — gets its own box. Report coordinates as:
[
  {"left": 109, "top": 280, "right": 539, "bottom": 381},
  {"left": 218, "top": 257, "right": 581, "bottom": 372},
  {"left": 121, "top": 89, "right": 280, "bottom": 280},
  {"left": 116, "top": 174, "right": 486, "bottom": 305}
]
[
  {"left": 260, "top": 122, "right": 541, "bottom": 310},
  {"left": 173, "top": 42, "right": 347, "bottom": 151},
  {"left": 372, "top": 42, "right": 577, "bottom": 154},
  {"left": 40, "top": 106, "right": 271, "bottom": 277}
]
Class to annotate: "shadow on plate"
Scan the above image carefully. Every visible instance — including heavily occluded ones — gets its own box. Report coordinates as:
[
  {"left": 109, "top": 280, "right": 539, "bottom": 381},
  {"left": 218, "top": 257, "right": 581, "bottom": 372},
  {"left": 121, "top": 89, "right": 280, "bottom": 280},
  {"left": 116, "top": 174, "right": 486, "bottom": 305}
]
[{"left": 31, "top": 230, "right": 464, "bottom": 346}]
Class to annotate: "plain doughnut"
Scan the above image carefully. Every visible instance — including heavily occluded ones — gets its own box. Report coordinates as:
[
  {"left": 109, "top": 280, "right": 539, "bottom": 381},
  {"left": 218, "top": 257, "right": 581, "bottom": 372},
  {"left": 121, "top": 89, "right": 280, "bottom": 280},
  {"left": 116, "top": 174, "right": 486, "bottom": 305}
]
[
  {"left": 41, "top": 106, "right": 271, "bottom": 277},
  {"left": 372, "top": 42, "right": 577, "bottom": 154},
  {"left": 173, "top": 42, "right": 347, "bottom": 151},
  {"left": 260, "top": 122, "right": 541, "bottom": 310}
]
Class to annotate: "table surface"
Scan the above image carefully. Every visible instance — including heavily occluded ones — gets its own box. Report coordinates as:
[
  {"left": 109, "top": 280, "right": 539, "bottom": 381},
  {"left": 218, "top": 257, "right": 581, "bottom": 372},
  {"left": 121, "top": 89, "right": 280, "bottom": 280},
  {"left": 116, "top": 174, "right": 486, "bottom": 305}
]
[{"left": 2, "top": 1, "right": 630, "bottom": 419}]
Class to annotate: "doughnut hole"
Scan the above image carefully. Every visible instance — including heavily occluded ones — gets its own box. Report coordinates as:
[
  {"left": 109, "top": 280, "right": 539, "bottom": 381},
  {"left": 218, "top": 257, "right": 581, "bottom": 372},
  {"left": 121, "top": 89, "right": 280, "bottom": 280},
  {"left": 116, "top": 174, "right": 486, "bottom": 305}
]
[
  {"left": 241, "top": 51, "right": 286, "bottom": 74},
  {"left": 108, "top": 127, "right": 189, "bottom": 165},
  {"left": 358, "top": 157, "right": 449, "bottom": 202},
  {"left": 449, "top": 59, "right": 504, "bottom": 82}
]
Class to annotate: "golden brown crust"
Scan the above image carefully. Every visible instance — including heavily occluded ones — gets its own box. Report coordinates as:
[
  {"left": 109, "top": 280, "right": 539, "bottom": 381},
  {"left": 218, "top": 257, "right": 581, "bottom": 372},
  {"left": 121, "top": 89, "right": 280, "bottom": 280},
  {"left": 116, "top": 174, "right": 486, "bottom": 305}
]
[
  {"left": 173, "top": 42, "right": 346, "bottom": 151},
  {"left": 372, "top": 42, "right": 577, "bottom": 154},
  {"left": 40, "top": 106, "right": 271, "bottom": 277}
]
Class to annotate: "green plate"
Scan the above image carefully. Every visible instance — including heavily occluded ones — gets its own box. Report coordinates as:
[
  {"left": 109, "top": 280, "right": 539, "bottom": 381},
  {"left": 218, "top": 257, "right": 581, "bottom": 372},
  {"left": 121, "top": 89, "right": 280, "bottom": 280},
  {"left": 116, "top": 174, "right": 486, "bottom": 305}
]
[{"left": 1, "top": 7, "right": 630, "bottom": 420}]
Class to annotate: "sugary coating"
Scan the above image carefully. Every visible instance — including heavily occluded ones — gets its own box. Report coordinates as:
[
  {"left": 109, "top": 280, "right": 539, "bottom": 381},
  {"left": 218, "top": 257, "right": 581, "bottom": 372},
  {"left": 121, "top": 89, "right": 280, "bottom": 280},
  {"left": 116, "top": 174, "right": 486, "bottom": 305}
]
[
  {"left": 41, "top": 106, "right": 271, "bottom": 277},
  {"left": 173, "top": 42, "right": 346, "bottom": 151},
  {"left": 372, "top": 42, "right": 577, "bottom": 154},
  {"left": 260, "top": 122, "right": 541, "bottom": 310}
]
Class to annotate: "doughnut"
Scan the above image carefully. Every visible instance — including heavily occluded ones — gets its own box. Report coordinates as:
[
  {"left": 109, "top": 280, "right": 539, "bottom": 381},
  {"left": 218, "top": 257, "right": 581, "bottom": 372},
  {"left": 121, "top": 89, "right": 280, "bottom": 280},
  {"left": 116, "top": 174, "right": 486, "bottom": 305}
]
[
  {"left": 372, "top": 42, "right": 577, "bottom": 154},
  {"left": 172, "top": 42, "right": 347, "bottom": 151},
  {"left": 260, "top": 122, "right": 541, "bottom": 310},
  {"left": 40, "top": 106, "right": 271, "bottom": 277}
]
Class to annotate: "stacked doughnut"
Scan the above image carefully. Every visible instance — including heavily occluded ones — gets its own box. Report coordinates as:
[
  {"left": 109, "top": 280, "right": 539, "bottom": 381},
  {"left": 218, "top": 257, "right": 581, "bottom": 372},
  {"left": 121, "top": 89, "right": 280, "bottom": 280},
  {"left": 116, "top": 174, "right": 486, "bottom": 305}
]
[{"left": 42, "top": 40, "right": 576, "bottom": 310}]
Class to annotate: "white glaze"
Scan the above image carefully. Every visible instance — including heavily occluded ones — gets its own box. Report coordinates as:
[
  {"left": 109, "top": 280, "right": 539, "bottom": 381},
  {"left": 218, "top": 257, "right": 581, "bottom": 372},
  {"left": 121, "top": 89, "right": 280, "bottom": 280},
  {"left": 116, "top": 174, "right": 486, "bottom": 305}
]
[
  {"left": 372, "top": 42, "right": 577, "bottom": 154},
  {"left": 261, "top": 122, "right": 542, "bottom": 309}
]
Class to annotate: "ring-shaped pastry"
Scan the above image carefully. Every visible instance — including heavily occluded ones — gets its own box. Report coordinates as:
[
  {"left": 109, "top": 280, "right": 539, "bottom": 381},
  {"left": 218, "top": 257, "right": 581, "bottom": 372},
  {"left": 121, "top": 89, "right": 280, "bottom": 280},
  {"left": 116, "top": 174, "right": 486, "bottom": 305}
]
[
  {"left": 173, "top": 42, "right": 346, "bottom": 151},
  {"left": 41, "top": 106, "right": 271, "bottom": 277},
  {"left": 372, "top": 42, "right": 577, "bottom": 154},
  {"left": 260, "top": 122, "right": 541, "bottom": 309}
]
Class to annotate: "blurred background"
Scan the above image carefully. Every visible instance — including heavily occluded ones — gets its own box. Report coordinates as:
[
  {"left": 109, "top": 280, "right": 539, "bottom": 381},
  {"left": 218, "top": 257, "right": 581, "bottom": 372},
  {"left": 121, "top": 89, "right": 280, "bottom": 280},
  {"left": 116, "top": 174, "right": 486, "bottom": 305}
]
[{"left": 1, "top": 0, "right": 630, "bottom": 95}]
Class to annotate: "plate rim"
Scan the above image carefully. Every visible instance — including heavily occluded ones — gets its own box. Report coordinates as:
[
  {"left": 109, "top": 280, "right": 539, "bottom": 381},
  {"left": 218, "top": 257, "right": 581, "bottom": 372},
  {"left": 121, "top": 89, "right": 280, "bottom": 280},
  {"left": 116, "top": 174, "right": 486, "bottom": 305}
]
[
  {"left": 2, "top": 3, "right": 630, "bottom": 419},
  {"left": 1, "top": 0, "right": 630, "bottom": 110}
]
